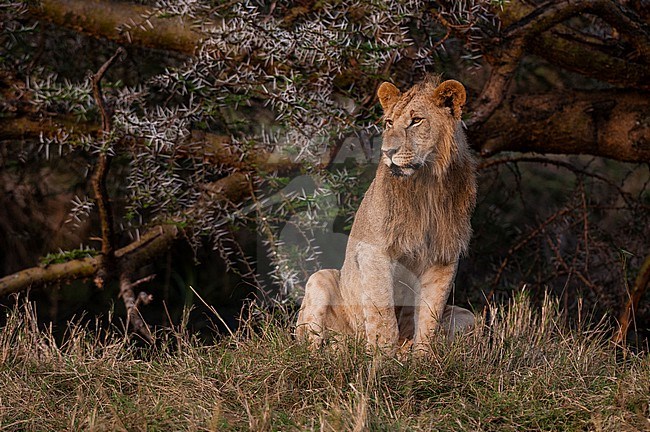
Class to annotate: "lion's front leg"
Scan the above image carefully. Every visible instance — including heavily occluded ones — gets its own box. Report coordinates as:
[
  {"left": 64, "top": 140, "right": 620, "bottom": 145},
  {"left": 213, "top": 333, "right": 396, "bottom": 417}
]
[
  {"left": 413, "top": 262, "right": 458, "bottom": 347},
  {"left": 295, "top": 269, "right": 345, "bottom": 347},
  {"left": 356, "top": 246, "right": 399, "bottom": 349}
]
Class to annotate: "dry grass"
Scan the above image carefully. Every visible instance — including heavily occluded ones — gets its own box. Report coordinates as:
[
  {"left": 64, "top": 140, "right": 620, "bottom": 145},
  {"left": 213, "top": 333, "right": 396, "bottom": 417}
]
[{"left": 0, "top": 296, "right": 648, "bottom": 431}]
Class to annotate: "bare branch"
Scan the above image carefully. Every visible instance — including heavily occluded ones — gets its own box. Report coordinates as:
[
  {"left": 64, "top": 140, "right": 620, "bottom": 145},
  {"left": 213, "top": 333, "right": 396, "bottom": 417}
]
[
  {"left": 544, "top": 234, "right": 598, "bottom": 294},
  {"left": 119, "top": 272, "right": 153, "bottom": 342},
  {"left": 478, "top": 155, "right": 640, "bottom": 207}
]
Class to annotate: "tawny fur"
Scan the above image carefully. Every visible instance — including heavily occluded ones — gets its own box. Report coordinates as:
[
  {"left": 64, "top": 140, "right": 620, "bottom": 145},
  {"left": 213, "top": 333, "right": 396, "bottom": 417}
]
[{"left": 296, "top": 76, "right": 477, "bottom": 350}]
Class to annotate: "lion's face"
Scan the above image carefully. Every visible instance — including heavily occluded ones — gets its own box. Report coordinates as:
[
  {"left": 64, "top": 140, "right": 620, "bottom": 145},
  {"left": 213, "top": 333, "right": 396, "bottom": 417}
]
[{"left": 377, "top": 78, "right": 466, "bottom": 177}]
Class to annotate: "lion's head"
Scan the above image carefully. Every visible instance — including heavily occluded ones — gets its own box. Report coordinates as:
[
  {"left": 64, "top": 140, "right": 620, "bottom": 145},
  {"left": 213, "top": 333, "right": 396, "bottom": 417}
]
[{"left": 377, "top": 76, "right": 466, "bottom": 177}]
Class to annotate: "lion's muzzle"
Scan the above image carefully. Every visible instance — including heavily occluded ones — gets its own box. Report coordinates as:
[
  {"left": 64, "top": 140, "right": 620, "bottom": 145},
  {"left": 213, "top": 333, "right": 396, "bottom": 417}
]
[{"left": 383, "top": 148, "right": 423, "bottom": 177}]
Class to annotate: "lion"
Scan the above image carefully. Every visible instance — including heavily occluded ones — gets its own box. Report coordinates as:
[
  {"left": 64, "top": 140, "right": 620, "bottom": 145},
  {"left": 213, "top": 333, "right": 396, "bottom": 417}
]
[{"left": 295, "top": 76, "right": 477, "bottom": 350}]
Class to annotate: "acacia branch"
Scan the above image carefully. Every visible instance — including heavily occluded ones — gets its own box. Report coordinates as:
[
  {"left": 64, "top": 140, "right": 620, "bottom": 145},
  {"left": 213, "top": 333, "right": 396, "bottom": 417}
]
[
  {"left": 90, "top": 47, "right": 124, "bottom": 285},
  {"left": 0, "top": 157, "right": 273, "bottom": 297},
  {"left": 0, "top": 114, "right": 298, "bottom": 169},
  {"left": 0, "top": 115, "right": 97, "bottom": 140},
  {"left": 29, "top": 0, "right": 201, "bottom": 55},
  {"left": 0, "top": 224, "right": 179, "bottom": 297},
  {"left": 0, "top": 257, "right": 99, "bottom": 297}
]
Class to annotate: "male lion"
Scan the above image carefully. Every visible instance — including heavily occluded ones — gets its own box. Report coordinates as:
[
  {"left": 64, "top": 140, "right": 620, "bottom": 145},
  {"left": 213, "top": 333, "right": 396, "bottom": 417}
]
[{"left": 296, "top": 76, "right": 477, "bottom": 350}]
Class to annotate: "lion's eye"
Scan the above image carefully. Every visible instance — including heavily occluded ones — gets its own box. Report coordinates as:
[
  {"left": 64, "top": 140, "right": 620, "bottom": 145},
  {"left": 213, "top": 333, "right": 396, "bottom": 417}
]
[
  {"left": 385, "top": 119, "right": 393, "bottom": 128},
  {"left": 410, "top": 117, "right": 424, "bottom": 126}
]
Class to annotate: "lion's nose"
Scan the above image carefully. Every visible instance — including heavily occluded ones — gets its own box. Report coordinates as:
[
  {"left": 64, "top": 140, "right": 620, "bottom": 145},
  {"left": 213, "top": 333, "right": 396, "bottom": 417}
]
[{"left": 382, "top": 148, "right": 397, "bottom": 159}]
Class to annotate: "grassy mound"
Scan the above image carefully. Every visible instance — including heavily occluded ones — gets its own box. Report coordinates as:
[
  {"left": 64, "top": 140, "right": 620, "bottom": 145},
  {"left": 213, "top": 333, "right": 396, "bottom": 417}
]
[{"left": 0, "top": 296, "right": 648, "bottom": 431}]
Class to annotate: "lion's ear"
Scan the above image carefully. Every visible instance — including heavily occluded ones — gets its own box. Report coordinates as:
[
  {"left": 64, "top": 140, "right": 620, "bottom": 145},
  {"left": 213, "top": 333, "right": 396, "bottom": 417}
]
[
  {"left": 433, "top": 80, "right": 466, "bottom": 120},
  {"left": 377, "top": 82, "right": 401, "bottom": 111}
]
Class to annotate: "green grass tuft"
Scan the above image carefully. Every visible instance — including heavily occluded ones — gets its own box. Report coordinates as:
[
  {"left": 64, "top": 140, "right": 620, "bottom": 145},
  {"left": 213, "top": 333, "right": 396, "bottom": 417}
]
[{"left": 0, "top": 296, "right": 648, "bottom": 431}]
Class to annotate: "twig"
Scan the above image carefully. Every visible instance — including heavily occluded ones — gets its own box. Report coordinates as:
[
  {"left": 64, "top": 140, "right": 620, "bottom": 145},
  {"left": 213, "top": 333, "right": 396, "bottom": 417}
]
[
  {"left": 261, "top": 1, "right": 276, "bottom": 24},
  {"left": 119, "top": 272, "right": 154, "bottom": 342},
  {"left": 90, "top": 47, "right": 125, "bottom": 286},
  {"left": 478, "top": 155, "right": 639, "bottom": 208},
  {"left": 544, "top": 234, "right": 598, "bottom": 294},
  {"left": 489, "top": 206, "right": 576, "bottom": 294},
  {"left": 326, "top": 136, "right": 346, "bottom": 170},
  {"left": 93, "top": 47, "right": 124, "bottom": 133},
  {"left": 613, "top": 254, "right": 650, "bottom": 344},
  {"left": 578, "top": 181, "right": 590, "bottom": 275}
]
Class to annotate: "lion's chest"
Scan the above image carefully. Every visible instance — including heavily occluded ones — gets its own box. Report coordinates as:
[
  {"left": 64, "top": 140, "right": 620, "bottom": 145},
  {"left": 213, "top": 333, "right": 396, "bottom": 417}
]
[{"left": 352, "top": 179, "right": 439, "bottom": 267}]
